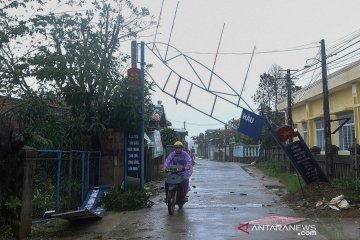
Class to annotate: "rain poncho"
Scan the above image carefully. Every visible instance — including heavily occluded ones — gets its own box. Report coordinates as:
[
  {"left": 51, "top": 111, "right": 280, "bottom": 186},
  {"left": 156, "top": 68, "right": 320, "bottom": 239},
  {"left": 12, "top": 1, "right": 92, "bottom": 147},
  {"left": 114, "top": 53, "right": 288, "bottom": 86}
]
[{"left": 164, "top": 150, "right": 193, "bottom": 178}]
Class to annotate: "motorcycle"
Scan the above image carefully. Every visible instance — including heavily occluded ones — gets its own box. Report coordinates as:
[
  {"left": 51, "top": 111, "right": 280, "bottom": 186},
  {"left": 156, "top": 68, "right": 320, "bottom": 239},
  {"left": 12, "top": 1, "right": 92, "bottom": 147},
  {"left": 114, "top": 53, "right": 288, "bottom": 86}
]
[{"left": 165, "top": 165, "right": 187, "bottom": 215}]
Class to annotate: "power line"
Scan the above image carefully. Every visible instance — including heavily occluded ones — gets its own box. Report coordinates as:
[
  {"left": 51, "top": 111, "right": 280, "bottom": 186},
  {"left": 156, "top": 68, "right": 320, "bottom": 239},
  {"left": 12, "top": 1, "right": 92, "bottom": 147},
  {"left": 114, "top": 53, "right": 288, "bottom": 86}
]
[
  {"left": 151, "top": 44, "right": 318, "bottom": 56},
  {"left": 179, "top": 45, "right": 319, "bottom": 55},
  {"left": 328, "top": 40, "right": 360, "bottom": 58},
  {"left": 168, "top": 118, "right": 223, "bottom": 127},
  {"left": 328, "top": 28, "right": 360, "bottom": 51}
]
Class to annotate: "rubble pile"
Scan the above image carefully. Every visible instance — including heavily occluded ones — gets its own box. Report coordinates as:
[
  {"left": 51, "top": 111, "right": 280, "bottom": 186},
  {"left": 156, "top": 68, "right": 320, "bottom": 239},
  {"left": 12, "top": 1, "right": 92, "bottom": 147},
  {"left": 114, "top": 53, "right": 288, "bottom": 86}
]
[{"left": 315, "top": 194, "right": 350, "bottom": 211}]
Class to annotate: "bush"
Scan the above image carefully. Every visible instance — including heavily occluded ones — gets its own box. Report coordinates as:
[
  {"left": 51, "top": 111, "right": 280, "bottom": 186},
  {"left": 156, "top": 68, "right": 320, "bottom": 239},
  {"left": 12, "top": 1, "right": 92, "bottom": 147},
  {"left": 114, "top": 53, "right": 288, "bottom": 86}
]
[
  {"left": 0, "top": 196, "right": 22, "bottom": 239},
  {"left": 310, "top": 146, "right": 321, "bottom": 154},
  {"left": 100, "top": 188, "right": 150, "bottom": 211},
  {"left": 331, "top": 145, "right": 340, "bottom": 154}
]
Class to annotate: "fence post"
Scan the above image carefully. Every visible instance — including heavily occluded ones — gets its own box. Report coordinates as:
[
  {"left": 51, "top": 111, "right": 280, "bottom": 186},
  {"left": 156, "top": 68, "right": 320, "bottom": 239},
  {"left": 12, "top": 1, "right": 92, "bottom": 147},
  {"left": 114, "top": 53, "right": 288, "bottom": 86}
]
[
  {"left": 56, "top": 151, "right": 61, "bottom": 211},
  {"left": 18, "top": 149, "right": 37, "bottom": 238}
]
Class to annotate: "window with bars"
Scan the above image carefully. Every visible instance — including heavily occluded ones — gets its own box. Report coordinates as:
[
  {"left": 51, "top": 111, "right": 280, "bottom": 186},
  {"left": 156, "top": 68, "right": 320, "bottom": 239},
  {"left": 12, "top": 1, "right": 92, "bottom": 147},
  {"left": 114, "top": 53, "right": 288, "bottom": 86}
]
[
  {"left": 339, "top": 115, "right": 355, "bottom": 151},
  {"left": 316, "top": 121, "right": 325, "bottom": 150},
  {"left": 302, "top": 123, "right": 308, "bottom": 145}
]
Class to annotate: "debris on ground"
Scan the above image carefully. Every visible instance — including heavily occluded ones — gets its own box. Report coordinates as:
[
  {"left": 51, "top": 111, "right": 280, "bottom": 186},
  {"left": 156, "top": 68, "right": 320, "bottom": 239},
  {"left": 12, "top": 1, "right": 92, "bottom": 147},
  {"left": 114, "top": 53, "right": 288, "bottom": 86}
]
[{"left": 315, "top": 194, "right": 350, "bottom": 211}]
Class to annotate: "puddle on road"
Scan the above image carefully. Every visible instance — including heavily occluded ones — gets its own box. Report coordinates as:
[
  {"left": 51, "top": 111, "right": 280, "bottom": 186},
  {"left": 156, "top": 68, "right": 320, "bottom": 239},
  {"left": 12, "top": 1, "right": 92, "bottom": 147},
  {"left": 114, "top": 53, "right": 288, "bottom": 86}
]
[
  {"left": 245, "top": 203, "right": 263, "bottom": 208},
  {"left": 265, "top": 185, "right": 285, "bottom": 189},
  {"left": 184, "top": 203, "right": 263, "bottom": 209}
]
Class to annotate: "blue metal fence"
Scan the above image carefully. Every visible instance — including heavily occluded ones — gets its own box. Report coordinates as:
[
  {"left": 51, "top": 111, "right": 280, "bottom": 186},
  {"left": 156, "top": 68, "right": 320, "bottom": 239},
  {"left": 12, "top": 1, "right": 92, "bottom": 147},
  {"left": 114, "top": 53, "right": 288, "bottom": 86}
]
[{"left": 32, "top": 150, "right": 101, "bottom": 219}]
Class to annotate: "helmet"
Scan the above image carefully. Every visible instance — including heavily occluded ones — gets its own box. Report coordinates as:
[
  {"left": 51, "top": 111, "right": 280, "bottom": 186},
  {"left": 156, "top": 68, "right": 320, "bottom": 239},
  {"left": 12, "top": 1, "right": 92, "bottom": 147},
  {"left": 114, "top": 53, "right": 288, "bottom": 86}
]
[{"left": 174, "top": 141, "right": 183, "bottom": 147}]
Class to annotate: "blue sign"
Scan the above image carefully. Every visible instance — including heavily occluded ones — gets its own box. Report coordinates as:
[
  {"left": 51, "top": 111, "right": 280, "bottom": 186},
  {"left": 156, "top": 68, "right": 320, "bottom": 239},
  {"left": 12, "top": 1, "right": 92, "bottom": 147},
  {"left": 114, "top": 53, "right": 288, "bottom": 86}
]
[
  {"left": 238, "top": 109, "right": 264, "bottom": 140},
  {"left": 126, "top": 133, "right": 141, "bottom": 174}
]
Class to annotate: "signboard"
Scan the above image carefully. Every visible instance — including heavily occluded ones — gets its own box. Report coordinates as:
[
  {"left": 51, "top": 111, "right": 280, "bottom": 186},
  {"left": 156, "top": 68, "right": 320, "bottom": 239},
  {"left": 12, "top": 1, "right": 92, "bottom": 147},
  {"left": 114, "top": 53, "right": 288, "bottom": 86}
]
[
  {"left": 238, "top": 109, "right": 264, "bottom": 140},
  {"left": 127, "top": 67, "right": 141, "bottom": 86},
  {"left": 285, "top": 140, "right": 329, "bottom": 183},
  {"left": 150, "top": 130, "right": 164, "bottom": 158},
  {"left": 126, "top": 133, "right": 141, "bottom": 174}
]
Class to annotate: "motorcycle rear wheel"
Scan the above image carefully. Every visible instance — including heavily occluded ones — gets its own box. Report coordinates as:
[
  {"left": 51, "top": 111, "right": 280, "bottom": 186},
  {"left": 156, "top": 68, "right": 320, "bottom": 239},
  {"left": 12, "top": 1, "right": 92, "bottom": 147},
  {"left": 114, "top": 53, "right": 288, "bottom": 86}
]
[{"left": 167, "top": 191, "right": 177, "bottom": 215}]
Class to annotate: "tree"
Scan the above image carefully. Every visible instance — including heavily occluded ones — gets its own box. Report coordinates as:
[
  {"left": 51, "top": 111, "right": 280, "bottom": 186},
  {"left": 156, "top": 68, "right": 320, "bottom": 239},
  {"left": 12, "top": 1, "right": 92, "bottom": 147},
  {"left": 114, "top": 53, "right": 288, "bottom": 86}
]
[
  {"left": 192, "top": 133, "right": 206, "bottom": 156},
  {"left": 1, "top": 0, "right": 157, "bottom": 149},
  {"left": 160, "top": 128, "right": 178, "bottom": 147},
  {"left": 226, "top": 118, "right": 257, "bottom": 144},
  {"left": 252, "top": 65, "right": 286, "bottom": 111},
  {"left": 0, "top": 0, "right": 46, "bottom": 96},
  {"left": 252, "top": 64, "right": 302, "bottom": 149}
]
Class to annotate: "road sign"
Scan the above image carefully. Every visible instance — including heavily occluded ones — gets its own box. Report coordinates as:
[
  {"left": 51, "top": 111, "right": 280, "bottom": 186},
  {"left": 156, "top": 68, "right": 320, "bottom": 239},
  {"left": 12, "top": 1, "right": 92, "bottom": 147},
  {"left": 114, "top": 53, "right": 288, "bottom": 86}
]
[{"left": 238, "top": 109, "right": 264, "bottom": 140}]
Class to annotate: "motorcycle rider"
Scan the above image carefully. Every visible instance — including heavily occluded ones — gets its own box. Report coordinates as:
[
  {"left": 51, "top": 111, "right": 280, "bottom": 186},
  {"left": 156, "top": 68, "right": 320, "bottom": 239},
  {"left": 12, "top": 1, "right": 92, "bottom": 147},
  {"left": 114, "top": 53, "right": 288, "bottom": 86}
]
[
  {"left": 190, "top": 146, "right": 196, "bottom": 164},
  {"left": 163, "top": 141, "right": 193, "bottom": 201}
]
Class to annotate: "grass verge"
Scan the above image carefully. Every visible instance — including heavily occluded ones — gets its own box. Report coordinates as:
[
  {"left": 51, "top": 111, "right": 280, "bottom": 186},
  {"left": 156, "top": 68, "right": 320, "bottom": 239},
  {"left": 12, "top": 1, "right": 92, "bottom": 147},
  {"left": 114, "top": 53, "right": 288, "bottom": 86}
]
[{"left": 256, "top": 160, "right": 305, "bottom": 193}]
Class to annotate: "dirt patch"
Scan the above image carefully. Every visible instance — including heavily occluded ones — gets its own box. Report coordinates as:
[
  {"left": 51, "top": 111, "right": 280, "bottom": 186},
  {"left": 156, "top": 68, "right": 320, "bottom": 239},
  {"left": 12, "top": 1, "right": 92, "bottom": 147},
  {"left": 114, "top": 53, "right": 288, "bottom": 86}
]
[
  {"left": 243, "top": 164, "right": 360, "bottom": 239},
  {"left": 242, "top": 164, "right": 360, "bottom": 219},
  {"left": 283, "top": 181, "right": 360, "bottom": 219}
]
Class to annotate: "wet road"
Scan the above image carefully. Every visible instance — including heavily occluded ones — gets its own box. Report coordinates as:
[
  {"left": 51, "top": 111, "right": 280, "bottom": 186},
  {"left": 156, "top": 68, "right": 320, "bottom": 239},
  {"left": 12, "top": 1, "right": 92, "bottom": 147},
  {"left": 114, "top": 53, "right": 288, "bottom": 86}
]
[{"left": 97, "top": 158, "right": 325, "bottom": 240}]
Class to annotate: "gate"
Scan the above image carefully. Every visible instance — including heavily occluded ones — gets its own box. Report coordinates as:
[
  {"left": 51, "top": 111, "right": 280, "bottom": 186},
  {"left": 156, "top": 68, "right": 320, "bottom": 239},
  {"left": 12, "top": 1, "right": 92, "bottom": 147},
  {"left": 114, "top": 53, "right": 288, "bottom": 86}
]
[{"left": 32, "top": 150, "right": 101, "bottom": 219}]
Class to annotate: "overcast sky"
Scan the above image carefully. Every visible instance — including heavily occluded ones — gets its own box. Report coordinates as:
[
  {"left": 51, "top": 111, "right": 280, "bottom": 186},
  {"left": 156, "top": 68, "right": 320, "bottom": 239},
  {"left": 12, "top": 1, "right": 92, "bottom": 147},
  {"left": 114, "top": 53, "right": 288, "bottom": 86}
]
[{"left": 129, "top": 0, "right": 360, "bottom": 138}]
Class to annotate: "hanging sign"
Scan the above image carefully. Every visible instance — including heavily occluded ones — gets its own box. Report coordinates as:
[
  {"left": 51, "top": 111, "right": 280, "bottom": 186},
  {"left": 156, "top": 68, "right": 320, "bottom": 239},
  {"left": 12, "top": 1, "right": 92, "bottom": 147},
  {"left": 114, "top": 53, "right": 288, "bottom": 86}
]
[{"left": 238, "top": 109, "right": 264, "bottom": 140}]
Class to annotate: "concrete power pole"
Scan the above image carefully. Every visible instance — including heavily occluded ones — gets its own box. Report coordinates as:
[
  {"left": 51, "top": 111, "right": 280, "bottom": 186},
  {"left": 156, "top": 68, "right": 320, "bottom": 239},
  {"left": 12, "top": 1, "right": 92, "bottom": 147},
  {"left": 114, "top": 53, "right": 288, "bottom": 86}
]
[
  {"left": 321, "top": 39, "right": 334, "bottom": 179},
  {"left": 285, "top": 69, "right": 296, "bottom": 173},
  {"left": 286, "top": 69, "right": 293, "bottom": 135}
]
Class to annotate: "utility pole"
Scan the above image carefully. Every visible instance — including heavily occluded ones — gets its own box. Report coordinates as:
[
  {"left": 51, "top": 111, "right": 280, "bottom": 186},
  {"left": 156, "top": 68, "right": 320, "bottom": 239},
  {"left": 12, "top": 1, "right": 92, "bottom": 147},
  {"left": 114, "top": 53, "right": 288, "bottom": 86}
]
[
  {"left": 279, "top": 69, "right": 297, "bottom": 132},
  {"left": 224, "top": 124, "right": 228, "bottom": 146},
  {"left": 140, "top": 42, "right": 145, "bottom": 188},
  {"left": 281, "top": 69, "right": 297, "bottom": 173},
  {"left": 321, "top": 39, "right": 334, "bottom": 179},
  {"left": 286, "top": 69, "right": 293, "bottom": 134}
]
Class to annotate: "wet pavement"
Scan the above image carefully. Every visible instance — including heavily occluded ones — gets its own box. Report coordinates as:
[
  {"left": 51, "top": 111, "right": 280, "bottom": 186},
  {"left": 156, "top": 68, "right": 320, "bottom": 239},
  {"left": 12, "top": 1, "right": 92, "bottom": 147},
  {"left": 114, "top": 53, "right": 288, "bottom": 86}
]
[
  {"left": 75, "top": 158, "right": 328, "bottom": 239},
  {"left": 32, "top": 158, "right": 360, "bottom": 239}
]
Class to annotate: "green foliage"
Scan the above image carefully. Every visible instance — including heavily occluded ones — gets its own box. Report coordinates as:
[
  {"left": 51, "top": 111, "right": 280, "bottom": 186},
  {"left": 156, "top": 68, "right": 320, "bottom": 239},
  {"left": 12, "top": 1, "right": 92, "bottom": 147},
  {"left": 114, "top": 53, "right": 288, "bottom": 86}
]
[
  {"left": 226, "top": 118, "right": 257, "bottom": 144},
  {"left": 332, "top": 178, "right": 360, "bottom": 191},
  {"left": 332, "top": 178, "right": 360, "bottom": 202},
  {"left": 101, "top": 188, "right": 150, "bottom": 211},
  {"left": 5, "top": 94, "right": 86, "bottom": 149},
  {"left": 0, "top": 196, "right": 22, "bottom": 239},
  {"left": 1, "top": 0, "right": 156, "bottom": 149},
  {"left": 251, "top": 64, "right": 302, "bottom": 149},
  {"left": 256, "top": 159, "right": 288, "bottom": 175},
  {"left": 160, "top": 128, "right": 178, "bottom": 147},
  {"left": 32, "top": 179, "right": 56, "bottom": 218},
  {"left": 256, "top": 160, "right": 305, "bottom": 193}
]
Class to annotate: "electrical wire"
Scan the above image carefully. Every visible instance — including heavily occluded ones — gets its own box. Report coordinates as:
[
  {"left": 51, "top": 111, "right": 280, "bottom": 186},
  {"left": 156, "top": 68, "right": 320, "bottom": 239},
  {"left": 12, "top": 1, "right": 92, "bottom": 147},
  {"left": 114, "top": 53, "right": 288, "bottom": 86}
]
[
  {"left": 291, "top": 30, "right": 360, "bottom": 105},
  {"left": 179, "top": 45, "right": 319, "bottom": 56},
  {"left": 328, "top": 40, "right": 360, "bottom": 58},
  {"left": 168, "top": 118, "right": 224, "bottom": 127},
  {"left": 328, "top": 28, "right": 360, "bottom": 52},
  {"left": 327, "top": 46, "right": 360, "bottom": 65},
  {"left": 328, "top": 51, "right": 360, "bottom": 70}
]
